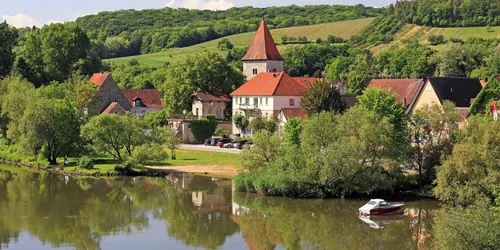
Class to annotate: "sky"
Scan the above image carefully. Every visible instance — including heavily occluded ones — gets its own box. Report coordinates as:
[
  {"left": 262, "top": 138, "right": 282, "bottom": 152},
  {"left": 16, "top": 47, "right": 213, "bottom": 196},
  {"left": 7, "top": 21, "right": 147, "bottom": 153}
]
[{"left": 1, "top": 0, "right": 395, "bottom": 28}]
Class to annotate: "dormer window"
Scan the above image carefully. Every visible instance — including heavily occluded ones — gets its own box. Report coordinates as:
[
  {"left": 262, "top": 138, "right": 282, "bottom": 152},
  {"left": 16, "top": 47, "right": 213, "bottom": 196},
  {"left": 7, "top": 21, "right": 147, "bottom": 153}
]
[
  {"left": 135, "top": 99, "right": 141, "bottom": 106},
  {"left": 152, "top": 100, "right": 157, "bottom": 104},
  {"left": 253, "top": 69, "right": 258, "bottom": 75}
]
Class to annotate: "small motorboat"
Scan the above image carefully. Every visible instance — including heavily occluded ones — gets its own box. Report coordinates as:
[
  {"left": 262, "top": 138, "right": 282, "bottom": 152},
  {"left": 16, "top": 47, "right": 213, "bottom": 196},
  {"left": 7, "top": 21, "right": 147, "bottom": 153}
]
[{"left": 358, "top": 199, "right": 404, "bottom": 216}]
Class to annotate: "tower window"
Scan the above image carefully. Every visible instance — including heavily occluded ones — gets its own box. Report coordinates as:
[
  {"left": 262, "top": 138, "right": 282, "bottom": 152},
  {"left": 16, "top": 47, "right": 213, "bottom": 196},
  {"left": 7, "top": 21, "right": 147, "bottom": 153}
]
[{"left": 253, "top": 69, "right": 258, "bottom": 75}]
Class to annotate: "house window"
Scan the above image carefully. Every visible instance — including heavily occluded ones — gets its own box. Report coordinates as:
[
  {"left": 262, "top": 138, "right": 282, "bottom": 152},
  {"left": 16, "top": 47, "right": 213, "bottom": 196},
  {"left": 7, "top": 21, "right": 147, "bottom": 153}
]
[
  {"left": 253, "top": 69, "right": 258, "bottom": 75},
  {"left": 266, "top": 98, "right": 268, "bottom": 105},
  {"left": 254, "top": 98, "right": 258, "bottom": 106},
  {"left": 135, "top": 100, "right": 141, "bottom": 106},
  {"left": 196, "top": 108, "right": 199, "bottom": 116},
  {"left": 289, "top": 98, "right": 295, "bottom": 106},
  {"left": 245, "top": 98, "right": 249, "bottom": 104},
  {"left": 235, "top": 98, "right": 238, "bottom": 104},
  {"left": 272, "top": 68, "right": 277, "bottom": 72},
  {"left": 152, "top": 100, "right": 157, "bottom": 104},
  {"left": 425, "top": 85, "right": 431, "bottom": 92},
  {"left": 141, "top": 110, "right": 145, "bottom": 114},
  {"left": 239, "top": 97, "right": 242, "bottom": 103},
  {"left": 260, "top": 98, "right": 262, "bottom": 105},
  {"left": 114, "top": 98, "right": 118, "bottom": 102}
]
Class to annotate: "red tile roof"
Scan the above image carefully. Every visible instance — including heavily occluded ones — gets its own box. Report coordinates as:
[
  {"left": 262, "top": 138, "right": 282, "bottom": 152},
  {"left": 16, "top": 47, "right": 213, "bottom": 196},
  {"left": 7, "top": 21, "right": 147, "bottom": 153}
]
[
  {"left": 292, "top": 77, "right": 318, "bottom": 85},
  {"left": 368, "top": 79, "right": 424, "bottom": 107},
  {"left": 90, "top": 73, "right": 111, "bottom": 86},
  {"left": 121, "top": 89, "right": 163, "bottom": 108},
  {"left": 280, "top": 108, "right": 307, "bottom": 119},
  {"left": 102, "top": 102, "right": 126, "bottom": 115},
  {"left": 191, "top": 92, "right": 231, "bottom": 102},
  {"left": 231, "top": 72, "right": 308, "bottom": 96},
  {"left": 242, "top": 20, "right": 284, "bottom": 61}
]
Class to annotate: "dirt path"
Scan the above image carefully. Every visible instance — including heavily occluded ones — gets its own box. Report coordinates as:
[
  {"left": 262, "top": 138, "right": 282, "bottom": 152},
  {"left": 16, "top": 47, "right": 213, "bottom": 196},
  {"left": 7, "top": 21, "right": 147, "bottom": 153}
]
[{"left": 148, "top": 165, "right": 240, "bottom": 177}]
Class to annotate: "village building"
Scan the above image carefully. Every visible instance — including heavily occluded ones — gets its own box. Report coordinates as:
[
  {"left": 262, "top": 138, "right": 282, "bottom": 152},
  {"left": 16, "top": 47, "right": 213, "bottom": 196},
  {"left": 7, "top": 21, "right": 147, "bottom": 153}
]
[
  {"left": 367, "top": 77, "right": 483, "bottom": 120},
  {"left": 89, "top": 73, "right": 163, "bottom": 116},
  {"left": 190, "top": 92, "right": 231, "bottom": 120}
]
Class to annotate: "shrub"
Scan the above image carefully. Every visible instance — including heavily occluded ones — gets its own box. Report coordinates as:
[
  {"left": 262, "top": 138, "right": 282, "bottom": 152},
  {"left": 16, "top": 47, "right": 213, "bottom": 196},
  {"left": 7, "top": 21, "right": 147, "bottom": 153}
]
[
  {"left": 214, "top": 128, "right": 230, "bottom": 138},
  {"left": 327, "top": 35, "right": 345, "bottom": 43},
  {"left": 78, "top": 156, "right": 95, "bottom": 169},
  {"left": 130, "top": 144, "right": 168, "bottom": 165},
  {"left": 189, "top": 115, "right": 218, "bottom": 142},
  {"left": 428, "top": 35, "right": 445, "bottom": 45}
]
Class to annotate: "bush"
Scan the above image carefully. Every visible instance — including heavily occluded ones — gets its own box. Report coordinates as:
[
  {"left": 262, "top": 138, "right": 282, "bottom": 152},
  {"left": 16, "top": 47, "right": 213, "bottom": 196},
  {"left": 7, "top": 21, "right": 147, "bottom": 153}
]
[
  {"left": 214, "top": 128, "right": 230, "bottom": 138},
  {"left": 189, "top": 115, "right": 218, "bottom": 142},
  {"left": 327, "top": 35, "right": 345, "bottom": 43},
  {"left": 428, "top": 35, "right": 445, "bottom": 45},
  {"left": 78, "top": 156, "right": 95, "bottom": 169},
  {"left": 130, "top": 144, "right": 168, "bottom": 165}
]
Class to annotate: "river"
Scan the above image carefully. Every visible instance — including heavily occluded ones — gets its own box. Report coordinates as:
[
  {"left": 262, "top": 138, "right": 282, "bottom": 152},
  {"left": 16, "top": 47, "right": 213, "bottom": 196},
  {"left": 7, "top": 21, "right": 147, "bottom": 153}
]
[{"left": 0, "top": 164, "right": 439, "bottom": 250}]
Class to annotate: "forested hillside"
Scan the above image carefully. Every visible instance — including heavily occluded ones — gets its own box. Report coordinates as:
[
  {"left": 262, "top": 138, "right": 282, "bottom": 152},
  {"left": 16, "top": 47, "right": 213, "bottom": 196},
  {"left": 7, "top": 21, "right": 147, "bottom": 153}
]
[{"left": 74, "top": 5, "right": 380, "bottom": 59}]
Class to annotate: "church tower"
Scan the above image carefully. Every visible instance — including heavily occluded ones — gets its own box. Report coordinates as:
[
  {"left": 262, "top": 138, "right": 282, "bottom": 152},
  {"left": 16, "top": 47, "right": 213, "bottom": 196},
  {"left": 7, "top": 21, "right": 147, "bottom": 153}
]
[{"left": 242, "top": 19, "right": 284, "bottom": 80}]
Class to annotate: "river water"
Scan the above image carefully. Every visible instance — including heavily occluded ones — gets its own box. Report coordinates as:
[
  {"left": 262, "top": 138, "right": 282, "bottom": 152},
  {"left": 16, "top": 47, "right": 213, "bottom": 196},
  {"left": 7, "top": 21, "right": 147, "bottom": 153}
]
[{"left": 0, "top": 164, "right": 439, "bottom": 250}]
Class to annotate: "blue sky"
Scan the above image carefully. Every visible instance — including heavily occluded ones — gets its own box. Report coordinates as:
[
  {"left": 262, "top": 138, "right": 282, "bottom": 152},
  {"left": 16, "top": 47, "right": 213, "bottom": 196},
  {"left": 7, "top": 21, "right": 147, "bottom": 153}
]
[{"left": 1, "top": 0, "right": 395, "bottom": 28}]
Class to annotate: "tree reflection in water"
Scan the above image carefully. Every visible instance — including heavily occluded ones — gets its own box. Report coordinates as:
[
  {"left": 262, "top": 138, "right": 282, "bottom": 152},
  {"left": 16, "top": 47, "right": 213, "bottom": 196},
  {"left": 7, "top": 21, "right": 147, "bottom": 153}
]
[{"left": 0, "top": 165, "right": 238, "bottom": 250}]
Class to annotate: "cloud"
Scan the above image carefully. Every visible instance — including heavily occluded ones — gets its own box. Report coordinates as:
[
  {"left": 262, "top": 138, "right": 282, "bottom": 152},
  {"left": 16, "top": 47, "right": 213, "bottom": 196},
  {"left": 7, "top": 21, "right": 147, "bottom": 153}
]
[
  {"left": 166, "top": 0, "right": 235, "bottom": 10},
  {"left": 1, "top": 13, "right": 41, "bottom": 28}
]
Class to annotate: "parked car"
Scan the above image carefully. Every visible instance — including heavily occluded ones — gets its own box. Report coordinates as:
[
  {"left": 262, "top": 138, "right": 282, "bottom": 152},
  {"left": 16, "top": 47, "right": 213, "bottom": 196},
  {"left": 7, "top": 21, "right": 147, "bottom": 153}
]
[
  {"left": 234, "top": 140, "right": 248, "bottom": 150},
  {"left": 222, "top": 142, "right": 233, "bottom": 148},
  {"left": 204, "top": 138, "right": 211, "bottom": 146},
  {"left": 210, "top": 138, "right": 220, "bottom": 146},
  {"left": 217, "top": 138, "right": 232, "bottom": 148},
  {"left": 242, "top": 141, "right": 253, "bottom": 149}
]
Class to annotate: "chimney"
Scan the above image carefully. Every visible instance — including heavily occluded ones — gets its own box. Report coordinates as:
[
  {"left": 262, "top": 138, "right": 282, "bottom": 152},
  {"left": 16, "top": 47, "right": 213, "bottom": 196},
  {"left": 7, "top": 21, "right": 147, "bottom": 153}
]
[{"left": 403, "top": 97, "right": 407, "bottom": 107}]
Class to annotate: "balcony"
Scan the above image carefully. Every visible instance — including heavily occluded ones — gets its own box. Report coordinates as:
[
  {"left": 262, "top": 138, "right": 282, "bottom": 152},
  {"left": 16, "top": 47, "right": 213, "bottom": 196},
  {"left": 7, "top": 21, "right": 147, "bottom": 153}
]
[{"left": 239, "top": 104, "right": 258, "bottom": 110}]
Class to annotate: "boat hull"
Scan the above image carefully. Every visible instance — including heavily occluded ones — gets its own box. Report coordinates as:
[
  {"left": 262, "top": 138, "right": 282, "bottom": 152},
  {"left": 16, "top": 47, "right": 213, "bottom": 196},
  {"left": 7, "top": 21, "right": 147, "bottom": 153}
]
[{"left": 368, "top": 205, "right": 403, "bottom": 215}]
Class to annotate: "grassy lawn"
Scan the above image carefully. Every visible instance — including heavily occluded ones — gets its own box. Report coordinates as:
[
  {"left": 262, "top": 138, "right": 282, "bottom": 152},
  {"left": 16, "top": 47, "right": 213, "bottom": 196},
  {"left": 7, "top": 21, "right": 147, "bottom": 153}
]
[
  {"left": 106, "top": 18, "right": 375, "bottom": 67},
  {"left": 165, "top": 149, "right": 239, "bottom": 167},
  {"left": 49, "top": 149, "right": 239, "bottom": 175}
]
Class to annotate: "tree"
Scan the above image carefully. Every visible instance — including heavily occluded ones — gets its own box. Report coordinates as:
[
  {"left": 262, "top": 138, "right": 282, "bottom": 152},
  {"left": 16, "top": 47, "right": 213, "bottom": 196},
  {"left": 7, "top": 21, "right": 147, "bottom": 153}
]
[
  {"left": 81, "top": 114, "right": 148, "bottom": 161},
  {"left": 217, "top": 39, "right": 233, "bottom": 51},
  {"left": 120, "top": 114, "right": 150, "bottom": 156},
  {"left": 189, "top": 115, "right": 218, "bottom": 142},
  {"left": 240, "top": 131, "right": 282, "bottom": 172},
  {"left": 0, "top": 75, "right": 36, "bottom": 142},
  {"left": 156, "top": 126, "right": 181, "bottom": 160},
  {"left": 0, "top": 21, "right": 18, "bottom": 78},
  {"left": 233, "top": 114, "right": 249, "bottom": 134},
  {"left": 409, "top": 101, "right": 461, "bottom": 184},
  {"left": 434, "top": 117, "right": 500, "bottom": 207},
  {"left": 65, "top": 73, "right": 101, "bottom": 122},
  {"left": 283, "top": 118, "right": 302, "bottom": 147},
  {"left": 347, "top": 53, "right": 373, "bottom": 94},
  {"left": 427, "top": 35, "right": 445, "bottom": 45},
  {"left": 357, "top": 87, "right": 408, "bottom": 157},
  {"left": 249, "top": 116, "right": 278, "bottom": 133},
  {"left": 164, "top": 52, "right": 245, "bottom": 114},
  {"left": 18, "top": 98, "right": 80, "bottom": 164},
  {"left": 431, "top": 42, "right": 485, "bottom": 77},
  {"left": 300, "top": 79, "right": 347, "bottom": 116},
  {"left": 20, "top": 22, "right": 101, "bottom": 86}
]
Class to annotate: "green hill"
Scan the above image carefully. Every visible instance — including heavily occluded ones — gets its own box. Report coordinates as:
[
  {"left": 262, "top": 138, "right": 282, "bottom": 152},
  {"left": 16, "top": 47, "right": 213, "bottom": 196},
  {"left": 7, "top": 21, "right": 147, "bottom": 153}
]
[
  {"left": 105, "top": 18, "right": 375, "bottom": 67},
  {"left": 372, "top": 24, "right": 500, "bottom": 54}
]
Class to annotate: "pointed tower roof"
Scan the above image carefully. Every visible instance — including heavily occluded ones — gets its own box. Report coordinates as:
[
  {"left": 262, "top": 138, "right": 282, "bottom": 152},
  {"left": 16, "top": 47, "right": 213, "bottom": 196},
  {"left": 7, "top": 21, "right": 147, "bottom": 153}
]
[{"left": 242, "top": 19, "right": 284, "bottom": 61}]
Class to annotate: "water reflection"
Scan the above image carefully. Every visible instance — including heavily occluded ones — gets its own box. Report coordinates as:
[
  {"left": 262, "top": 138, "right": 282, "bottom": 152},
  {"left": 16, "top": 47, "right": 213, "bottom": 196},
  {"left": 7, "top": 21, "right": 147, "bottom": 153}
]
[
  {"left": 0, "top": 165, "right": 439, "bottom": 250},
  {"left": 231, "top": 193, "right": 439, "bottom": 250}
]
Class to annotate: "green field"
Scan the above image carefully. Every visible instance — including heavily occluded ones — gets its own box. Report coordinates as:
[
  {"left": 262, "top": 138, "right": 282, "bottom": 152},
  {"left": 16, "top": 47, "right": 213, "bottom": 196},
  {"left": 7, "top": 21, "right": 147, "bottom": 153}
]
[{"left": 106, "top": 18, "right": 375, "bottom": 67}]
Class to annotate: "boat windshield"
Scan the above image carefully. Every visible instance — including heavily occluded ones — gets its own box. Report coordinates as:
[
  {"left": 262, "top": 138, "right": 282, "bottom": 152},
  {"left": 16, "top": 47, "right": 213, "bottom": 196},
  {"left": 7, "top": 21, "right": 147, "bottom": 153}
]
[
  {"left": 380, "top": 202, "right": 389, "bottom": 206},
  {"left": 367, "top": 201, "right": 377, "bottom": 205}
]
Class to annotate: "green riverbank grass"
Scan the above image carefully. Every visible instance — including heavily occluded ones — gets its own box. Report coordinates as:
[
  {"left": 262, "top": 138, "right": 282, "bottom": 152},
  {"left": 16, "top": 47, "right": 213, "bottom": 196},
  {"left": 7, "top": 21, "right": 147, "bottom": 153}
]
[
  {"left": 165, "top": 149, "right": 239, "bottom": 167},
  {"left": 1, "top": 146, "right": 239, "bottom": 175}
]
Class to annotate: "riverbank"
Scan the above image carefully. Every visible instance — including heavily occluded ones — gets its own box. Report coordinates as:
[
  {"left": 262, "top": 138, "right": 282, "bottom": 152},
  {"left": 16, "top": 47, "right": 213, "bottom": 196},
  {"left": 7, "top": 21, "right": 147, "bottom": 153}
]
[
  {"left": 0, "top": 149, "right": 240, "bottom": 177},
  {"left": 148, "top": 165, "right": 239, "bottom": 178}
]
